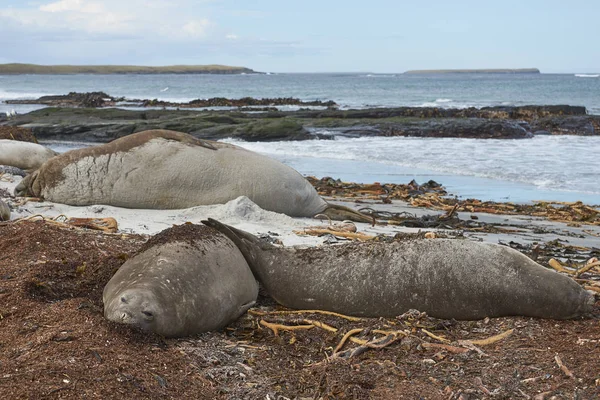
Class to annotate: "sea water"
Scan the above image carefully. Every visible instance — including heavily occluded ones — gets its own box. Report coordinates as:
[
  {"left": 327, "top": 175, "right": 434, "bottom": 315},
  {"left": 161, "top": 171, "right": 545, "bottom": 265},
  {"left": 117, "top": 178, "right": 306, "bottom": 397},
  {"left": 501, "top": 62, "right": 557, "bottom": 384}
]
[{"left": 3, "top": 73, "right": 600, "bottom": 204}]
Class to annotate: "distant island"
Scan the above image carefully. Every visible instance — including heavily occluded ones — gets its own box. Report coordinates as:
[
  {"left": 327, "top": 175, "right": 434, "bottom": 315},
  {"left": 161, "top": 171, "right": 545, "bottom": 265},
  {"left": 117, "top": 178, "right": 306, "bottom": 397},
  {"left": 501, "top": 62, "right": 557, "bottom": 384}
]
[
  {"left": 0, "top": 63, "right": 258, "bottom": 75},
  {"left": 404, "top": 68, "right": 540, "bottom": 74}
]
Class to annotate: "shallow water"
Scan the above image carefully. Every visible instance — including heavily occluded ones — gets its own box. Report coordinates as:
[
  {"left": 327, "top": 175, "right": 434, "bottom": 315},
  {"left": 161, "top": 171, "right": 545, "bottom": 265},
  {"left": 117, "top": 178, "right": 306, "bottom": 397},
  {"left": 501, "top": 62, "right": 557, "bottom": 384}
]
[
  {"left": 2, "top": 72, "right": 599, "bottom": 113},
  {"left": 7, "top": 72, "right": 599, "bottom": 204}
]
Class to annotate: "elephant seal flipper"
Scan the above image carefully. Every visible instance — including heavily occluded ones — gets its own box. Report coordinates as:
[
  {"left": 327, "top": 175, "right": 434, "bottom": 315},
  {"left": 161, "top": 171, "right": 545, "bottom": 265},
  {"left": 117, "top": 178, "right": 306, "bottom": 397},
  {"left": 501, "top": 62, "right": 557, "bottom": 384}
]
[
  {"left": 103, "top": 223, "right": 259, "bottom": 337},
  {"left": 202, "top": 219, "right": 595, "bottom": 321},
  {"left": 321, "top": 204, "right": 373, "bottom": 223}
]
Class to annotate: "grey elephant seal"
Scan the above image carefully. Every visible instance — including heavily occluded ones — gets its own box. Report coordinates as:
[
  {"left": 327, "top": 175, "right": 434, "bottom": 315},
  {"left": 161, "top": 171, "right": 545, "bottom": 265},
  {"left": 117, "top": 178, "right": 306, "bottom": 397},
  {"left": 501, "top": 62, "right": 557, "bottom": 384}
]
[
  {"left": 15, "top": 130, "right": 370, "bottom": 222},
  {"left": 203, "top": 219, "right": 595, "bottom": 320},
  {"left": 0, "top": 200, "right": 9, "bottom": 221},
  {"left": 103, "top": 223, "right": 258, "bottom": 337},
  {"left": 0, "top": 139, "right": 58, "bottom": 172}
]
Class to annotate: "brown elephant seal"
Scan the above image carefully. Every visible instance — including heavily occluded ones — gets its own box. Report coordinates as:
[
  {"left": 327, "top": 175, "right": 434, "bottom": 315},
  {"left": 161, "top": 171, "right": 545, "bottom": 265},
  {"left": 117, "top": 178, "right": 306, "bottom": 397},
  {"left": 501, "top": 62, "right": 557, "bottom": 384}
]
[
  {"left": 103, "top": 223, "right": 258, "bottom": 337},
  {"left": 0, "top": 199, "right": 9, "bottom": 221},
  {"left": 15, "top": 129, "right": 370, "bottom": 222},
  {"left": 203, "top": 218, "right": 595, "bottom": 320},
  {"left": 0, "top": 139, "right": 58, "bottom": 172}
]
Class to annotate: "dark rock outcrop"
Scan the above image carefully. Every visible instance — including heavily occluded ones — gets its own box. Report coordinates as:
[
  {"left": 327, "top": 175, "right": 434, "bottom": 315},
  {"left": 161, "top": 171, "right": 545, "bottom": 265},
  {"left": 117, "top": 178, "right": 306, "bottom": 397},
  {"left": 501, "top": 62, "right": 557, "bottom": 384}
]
[
  {"left": 6, "top": 92, "right": 116, "bottom": 108},
  {"left": 7, "top": 92, "right": 337, "bottom": 109},
  {"left": 531, "top": 116, "right": 597, "bottom": 136},
  {"left": 2, "top": 105, "right": 596, "bottom": 142},
  {"left": 381, "top": 119, "right": 532, "bottom": 139}
]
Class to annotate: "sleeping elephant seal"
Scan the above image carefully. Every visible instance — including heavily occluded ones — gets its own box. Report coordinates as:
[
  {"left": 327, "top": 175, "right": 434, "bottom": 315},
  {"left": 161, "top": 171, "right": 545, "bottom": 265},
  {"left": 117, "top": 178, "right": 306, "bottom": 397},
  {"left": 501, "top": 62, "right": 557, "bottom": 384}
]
[
  {"left": 203, "top": 218, "right": 595, "bottom": 320},
  {"left": 14, "top": 129, "right": 370, "bottom": 222},
  {"left": 0, "top": 139, "right": 58, "bottom": 172},
  {"left": 0, "top": 199, "right": 9, "bottom": 221},
  {"left": 103, "top": 223, "right": 258, "bottom": 337}
]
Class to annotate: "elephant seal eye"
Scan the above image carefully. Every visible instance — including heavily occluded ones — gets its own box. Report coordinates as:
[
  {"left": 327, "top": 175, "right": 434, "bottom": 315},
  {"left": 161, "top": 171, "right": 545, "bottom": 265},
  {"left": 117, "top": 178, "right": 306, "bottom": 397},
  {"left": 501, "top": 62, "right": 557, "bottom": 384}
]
[{"left": 142, "top": 311, "right": 154, "bottom": 319}]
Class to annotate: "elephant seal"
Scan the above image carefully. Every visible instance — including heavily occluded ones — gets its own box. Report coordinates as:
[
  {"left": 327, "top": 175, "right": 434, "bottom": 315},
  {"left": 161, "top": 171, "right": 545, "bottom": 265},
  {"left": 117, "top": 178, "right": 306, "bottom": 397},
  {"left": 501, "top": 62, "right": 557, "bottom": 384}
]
[
  {"left": 15, "top": 130, "right": 370, "bottom": 222},
  {"left": 103, "top": 223, "right": 258, "bottom": 337},
  {"left": 0, "top": 139, "right": 58, "bottom": 172},
  {"left": 0, "top": 200, "right": 9, "bottom": 221},
  {"left": 203, "top": 218, "right": 595, "bottom": 320}
]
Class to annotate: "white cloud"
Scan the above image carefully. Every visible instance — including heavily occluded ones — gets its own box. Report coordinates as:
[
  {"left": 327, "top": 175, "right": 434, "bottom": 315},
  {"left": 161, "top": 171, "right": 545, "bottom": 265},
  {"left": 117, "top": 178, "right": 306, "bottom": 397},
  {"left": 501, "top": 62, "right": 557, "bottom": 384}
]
[
  {"left": 181, "top": 19, "right": 211, "bottom": 38},
  {"left": 0, "top": 1, "right": 215, "bottom": 41},
  {"left": 40, "top": 0, "right": 101, "bottom": 13},
  {"left": 226, "top": 33, "right": 238, "bottom": 40}
]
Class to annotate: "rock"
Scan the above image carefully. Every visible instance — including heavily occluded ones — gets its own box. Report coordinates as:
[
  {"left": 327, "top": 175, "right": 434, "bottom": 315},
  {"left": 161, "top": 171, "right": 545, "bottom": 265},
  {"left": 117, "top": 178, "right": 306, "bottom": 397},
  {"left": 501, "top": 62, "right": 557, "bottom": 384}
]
[
  {"left": 0, "top": 166, "right": 26, "bottom": 176},
  {"left": 531, "top": 116, "right": 596, "bottom": 136},
  {"left": 382, "top": 119, "right": 532, "bottom": 139},
  {"left": 7, "top": 92, "right": 337, "bottom": 109},
  {"left": 3, "top": 105, "right": 595, "bottom": 142},
  {"left": 232, "top": 119, "right": 312, "bottom": 141},
  {"left": 6, "top": 91, "right": 116, "bottom": 108}
]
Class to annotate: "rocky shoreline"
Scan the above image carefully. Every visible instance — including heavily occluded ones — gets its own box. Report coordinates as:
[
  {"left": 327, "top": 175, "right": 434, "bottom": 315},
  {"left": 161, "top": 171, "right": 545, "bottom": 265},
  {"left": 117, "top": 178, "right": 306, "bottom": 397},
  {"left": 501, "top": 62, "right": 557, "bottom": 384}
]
[
  {"left": 2, "top": 92, "right": 598, "bottom": 141},
  {"left": 6, "top": 91, "right": 337, "bottom": 109}
]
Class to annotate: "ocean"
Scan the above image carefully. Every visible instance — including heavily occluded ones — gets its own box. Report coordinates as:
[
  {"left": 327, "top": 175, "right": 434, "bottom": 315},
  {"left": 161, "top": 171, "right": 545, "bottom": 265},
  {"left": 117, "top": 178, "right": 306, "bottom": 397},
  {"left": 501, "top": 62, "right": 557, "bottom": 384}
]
[{"left": 2, "top": 72, "right": 600, "bottom": 204}]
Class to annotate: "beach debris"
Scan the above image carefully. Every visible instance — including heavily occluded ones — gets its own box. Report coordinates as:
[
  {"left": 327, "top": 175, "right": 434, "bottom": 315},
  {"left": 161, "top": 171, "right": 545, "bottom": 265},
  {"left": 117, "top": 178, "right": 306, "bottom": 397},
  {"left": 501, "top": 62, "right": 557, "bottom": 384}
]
[
  {"left": 12, "top": 214, "right": 118, "bottom": 233},
  {"left": 293, "top": 218, "right": 373, "bottom": 241},
  {"left": 248, "top": 307, "right": 518, "bottom": 363},
  {"left": 312, "top": 214, "right": 358, "bottom": 232},
  {"left": 0, "top": 126, "right": 38, "bottom": 142},
  {"left": 554, "top": 354, "right": 575, "bottom": 379},
  {"left": 308, "top": 176, "right": 600, "bottom": 226},
  {"left": 293, "top": 228, "right": 374, "bottom": 241}
]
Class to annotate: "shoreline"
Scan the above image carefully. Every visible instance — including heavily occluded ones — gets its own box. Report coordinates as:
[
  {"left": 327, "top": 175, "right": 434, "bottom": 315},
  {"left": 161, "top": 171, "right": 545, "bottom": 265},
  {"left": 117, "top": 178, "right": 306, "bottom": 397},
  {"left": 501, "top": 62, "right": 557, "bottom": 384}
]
[{"left": 1, "top": 171, "right": 598, "bottom": 247}]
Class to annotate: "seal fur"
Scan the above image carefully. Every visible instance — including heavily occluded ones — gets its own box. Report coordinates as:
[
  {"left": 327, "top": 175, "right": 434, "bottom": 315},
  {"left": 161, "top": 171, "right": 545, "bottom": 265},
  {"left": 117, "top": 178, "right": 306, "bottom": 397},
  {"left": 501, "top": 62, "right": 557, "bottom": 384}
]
[
  {"left": 103, "top": 223, "right": 258, "bottom": 337},
  {"left": 15, "top": 130, "right": 369, "bottom": 222},
  {"left": 203, "top": 218, "right": 595, "bottom": 320},
  {"left": 0, "top": 139, "right": 58, "bottom": 172}
]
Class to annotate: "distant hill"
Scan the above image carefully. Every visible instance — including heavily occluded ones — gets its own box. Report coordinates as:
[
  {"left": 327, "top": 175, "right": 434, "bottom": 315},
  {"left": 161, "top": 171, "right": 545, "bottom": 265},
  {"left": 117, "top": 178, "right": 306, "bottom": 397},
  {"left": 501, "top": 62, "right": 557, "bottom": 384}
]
[
  {"left": 404, "top": 68, "right": 540, "bottom": 74},
  {"left": 0, "top": 63, "right": 258, "bottom": 75}
]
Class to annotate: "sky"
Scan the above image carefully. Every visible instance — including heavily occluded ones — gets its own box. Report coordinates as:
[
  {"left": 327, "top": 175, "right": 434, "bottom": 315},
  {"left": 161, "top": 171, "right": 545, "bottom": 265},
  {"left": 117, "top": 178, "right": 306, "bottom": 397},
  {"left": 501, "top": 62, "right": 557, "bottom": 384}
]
[{"left": 0, "top": 0, "right": 598, "bottom": 73}]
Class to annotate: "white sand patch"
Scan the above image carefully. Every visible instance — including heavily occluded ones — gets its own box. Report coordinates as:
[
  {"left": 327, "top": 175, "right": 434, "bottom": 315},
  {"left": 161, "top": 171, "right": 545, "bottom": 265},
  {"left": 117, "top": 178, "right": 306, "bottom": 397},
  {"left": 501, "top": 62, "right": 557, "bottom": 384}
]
[
  {"left": 4, "top": 171, "right": 598, "bottom": 249},
  {"left": 0, "top": 172, "right": 399, "bottom": 246}
]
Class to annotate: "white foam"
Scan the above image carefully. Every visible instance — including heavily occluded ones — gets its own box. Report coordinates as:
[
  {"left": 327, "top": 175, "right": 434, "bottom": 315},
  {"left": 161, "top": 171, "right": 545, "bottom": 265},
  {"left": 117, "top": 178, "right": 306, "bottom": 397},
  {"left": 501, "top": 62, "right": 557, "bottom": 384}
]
[
  {"left": 221, "top": 136, "right": 600, "bottom": 197},
  {"left": 0, "top": 89, "right": 51, "bottom": 100},
  {"left": 575, "top": 74, "right": 599, "bottom": 78}
]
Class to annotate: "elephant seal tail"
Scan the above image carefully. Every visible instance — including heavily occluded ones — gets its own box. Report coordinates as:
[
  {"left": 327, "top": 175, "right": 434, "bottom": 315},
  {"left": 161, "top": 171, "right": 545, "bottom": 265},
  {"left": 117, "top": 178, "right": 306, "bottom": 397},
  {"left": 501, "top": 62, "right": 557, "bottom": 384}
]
[
  {"left": 202, "top": 218, "right": 273, "bottom": 272},
  {"left": 321, "top": 204, "right": 374, "bottom": 223}
]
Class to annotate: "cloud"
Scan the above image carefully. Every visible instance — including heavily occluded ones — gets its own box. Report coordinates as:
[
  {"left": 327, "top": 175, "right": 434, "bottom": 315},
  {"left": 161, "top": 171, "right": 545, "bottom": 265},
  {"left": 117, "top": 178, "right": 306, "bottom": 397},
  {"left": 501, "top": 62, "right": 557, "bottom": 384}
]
[
  {"left": 181, "top": 19, "right": 212, "bottom": 38},
  {"left": 40, "top": 0, "right": 102, "bottom": 13},
  {"left": 0, "top": 0, "right": 216, "bottom": 41},
  {"left": 0, "top": 1, "right": 320, "bottom": 67}
]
